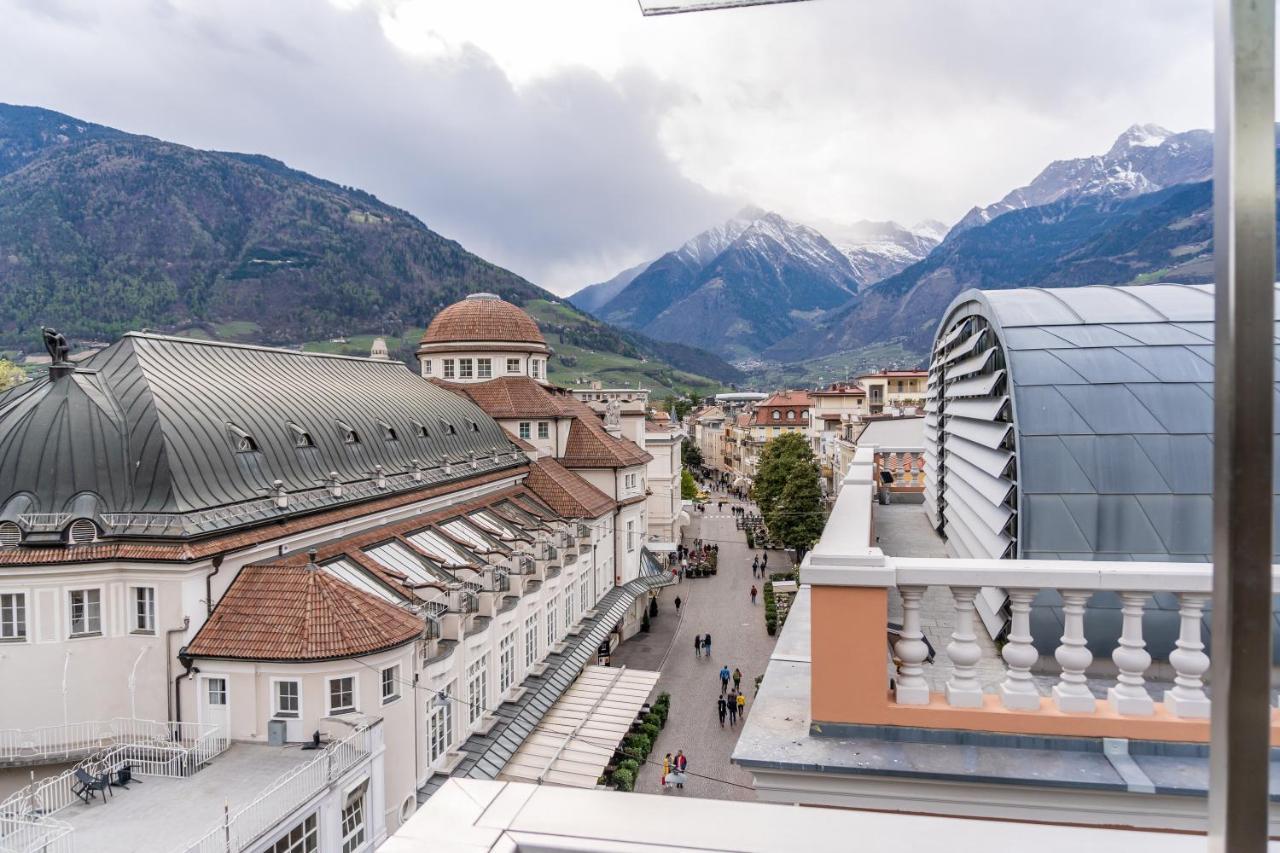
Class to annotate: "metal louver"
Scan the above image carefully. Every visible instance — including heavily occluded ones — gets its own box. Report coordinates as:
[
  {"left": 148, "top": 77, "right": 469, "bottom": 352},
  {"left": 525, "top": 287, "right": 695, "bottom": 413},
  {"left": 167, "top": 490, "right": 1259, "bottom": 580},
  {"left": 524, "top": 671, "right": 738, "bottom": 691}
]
[
  {"left": 926, "top": 314, "right": 1018, "bottom": 560},
  {"left": 0, "top": 522, "right": 19, "bottom": 547}
]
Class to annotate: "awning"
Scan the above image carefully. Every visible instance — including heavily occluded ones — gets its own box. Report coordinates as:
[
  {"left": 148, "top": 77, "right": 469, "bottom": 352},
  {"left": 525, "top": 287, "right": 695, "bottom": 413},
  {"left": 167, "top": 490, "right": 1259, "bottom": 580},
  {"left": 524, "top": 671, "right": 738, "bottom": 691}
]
[
  {"left": 498, "top": 665, "right": 661, "bottom": 788},
  {"left": 646, "top": 541, "right": 678, "bottom": 553}
]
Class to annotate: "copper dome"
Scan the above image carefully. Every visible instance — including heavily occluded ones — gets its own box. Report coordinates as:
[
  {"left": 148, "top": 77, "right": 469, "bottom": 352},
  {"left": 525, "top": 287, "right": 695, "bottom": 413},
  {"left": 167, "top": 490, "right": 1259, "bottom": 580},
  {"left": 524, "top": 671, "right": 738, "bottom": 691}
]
[{"left": 421, "top": 293, "right": 546, "bottom": 347}]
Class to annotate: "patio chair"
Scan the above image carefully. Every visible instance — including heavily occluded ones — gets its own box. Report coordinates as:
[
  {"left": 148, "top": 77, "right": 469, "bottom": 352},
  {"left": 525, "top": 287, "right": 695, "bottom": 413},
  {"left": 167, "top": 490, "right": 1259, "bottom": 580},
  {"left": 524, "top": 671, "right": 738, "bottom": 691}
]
[{"left": 72, "top": 768, "right": 109, "bottom": 804}]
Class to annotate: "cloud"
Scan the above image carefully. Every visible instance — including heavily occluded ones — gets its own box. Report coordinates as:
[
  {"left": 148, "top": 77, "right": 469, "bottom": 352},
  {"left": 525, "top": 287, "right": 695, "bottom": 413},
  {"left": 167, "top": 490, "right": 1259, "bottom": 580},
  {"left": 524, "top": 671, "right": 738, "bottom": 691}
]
[{"left": 0, "top": 0, "right": 1215, "bottom": 294}]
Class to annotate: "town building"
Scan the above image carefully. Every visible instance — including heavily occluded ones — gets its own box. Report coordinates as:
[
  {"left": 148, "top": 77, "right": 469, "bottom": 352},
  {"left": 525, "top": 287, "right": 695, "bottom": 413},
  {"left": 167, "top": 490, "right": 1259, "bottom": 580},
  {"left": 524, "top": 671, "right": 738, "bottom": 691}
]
[
  {"left": 688, "top": 405, "right": 727, "bottom": 474},
  {"left": 857, "top": 369, "right": 928, "bottom": 414},
  {"left": 0, "top": 302, "right": 671, "bottom": 852},
  {"left": 807, "top": 383, "right": 868, "bottom": 487}
]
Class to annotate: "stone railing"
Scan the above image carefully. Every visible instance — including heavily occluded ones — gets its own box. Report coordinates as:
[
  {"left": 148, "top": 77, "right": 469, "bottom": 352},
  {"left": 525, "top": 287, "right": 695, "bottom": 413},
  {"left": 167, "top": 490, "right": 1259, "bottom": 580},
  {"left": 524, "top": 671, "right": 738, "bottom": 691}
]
[{"left": 802, "top": 447, "right": 1276, "bottom": 742}]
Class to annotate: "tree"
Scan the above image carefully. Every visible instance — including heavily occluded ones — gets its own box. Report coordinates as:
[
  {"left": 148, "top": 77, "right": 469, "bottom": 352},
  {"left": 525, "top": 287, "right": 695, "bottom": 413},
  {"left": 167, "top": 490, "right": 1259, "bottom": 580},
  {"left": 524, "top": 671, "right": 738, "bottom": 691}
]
[
  {"left": 682, "top": 441, "right": 704, "bottom": 470},
  {"left": 0, "top": 359, "right": 26, "bottom": 392},
  {"left": 680, "top": 469, "right": 698, "bottom": 500},
  {"left": 753, "top": 432, "right": 826, "bottom": 561}
]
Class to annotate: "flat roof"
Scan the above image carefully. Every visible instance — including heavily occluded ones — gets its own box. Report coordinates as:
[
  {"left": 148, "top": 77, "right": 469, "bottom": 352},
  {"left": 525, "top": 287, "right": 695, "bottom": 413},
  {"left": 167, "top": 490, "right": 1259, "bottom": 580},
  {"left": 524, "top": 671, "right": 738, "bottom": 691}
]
[
  {"left": 62, "top": 742, "right": 313, "bottom": 853},
  {"left": 856, "top": 416, "right": 925, "bottom": 449}
]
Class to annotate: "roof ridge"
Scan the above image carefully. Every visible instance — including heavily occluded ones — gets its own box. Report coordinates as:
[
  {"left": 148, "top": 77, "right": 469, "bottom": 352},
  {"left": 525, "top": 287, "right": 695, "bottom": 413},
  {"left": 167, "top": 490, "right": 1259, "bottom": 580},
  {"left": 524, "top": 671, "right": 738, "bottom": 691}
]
[{"left": 121, "top": 332, "right": 407, "bottom": 365}]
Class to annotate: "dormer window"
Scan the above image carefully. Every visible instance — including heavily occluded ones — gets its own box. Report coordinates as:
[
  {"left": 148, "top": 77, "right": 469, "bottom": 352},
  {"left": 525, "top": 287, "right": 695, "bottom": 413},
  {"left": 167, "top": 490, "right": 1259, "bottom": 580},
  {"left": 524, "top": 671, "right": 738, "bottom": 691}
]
[
  {"left": 226, "top": 423, "right": 258, "bottom": 453},
  {"left": 470, "top": 421, "right": 481, "bottom": 433},
  {"left": 380, "top": 422, "right": 398, "bottom": 442},
  {"left": 68, "top": 519, "right": 98, "bottom": 545},
  {"left": 438, "top": 418, "right": 456, "bottom": 436},
  {"left": 288, "top": 423, "right": 314, "bottom": 449},
  {"left": 337, "top": 421, "right": 360, "bottom": 445},
  {"left": 413, "top": 421, "right": 429, "bottom": 438},
  {"left": 0, "top": 522, "right": 19, "bottom": 548}
]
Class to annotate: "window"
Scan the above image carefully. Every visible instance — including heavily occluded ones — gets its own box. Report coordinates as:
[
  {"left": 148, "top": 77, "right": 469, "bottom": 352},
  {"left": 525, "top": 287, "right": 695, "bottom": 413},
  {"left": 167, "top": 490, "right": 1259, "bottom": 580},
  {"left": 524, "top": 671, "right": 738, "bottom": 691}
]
[
  {"left": 546, "top": 599, "right": 558, "bottom": 648},
  {"left": 268, "top": 813, "right": 318, "bottom": 853},
  {"left": 423, "top": 359, "right": 432, "bottom": 375},
  {"left": 0, "top": 593, "right": 26, "bottom": 641},
  {"left": 328, "top": 676, "right": 356, "bottom": 715},
  {"left": 413, "top": 420, "right": 429, "bottom": 438},
  {"left": 499, "top": 633, "right": 516, "bottom": 693},
  {"left": 381, "top": 664, "right": 401, "bottom": 704},
  {"left": 771, "top": 411, "right": 780, "bottom": 421},
  {"left": 579, "top": 575, "right": 589, "bottom": 613},
  {"left": 458, "top": 358, "right": 474, "bottom": 380},
  {"left": 564, "top": 595, "right": 573, "bottom": 630},
  {"left": 477, "top": 358, "right": 492, "bottom": 379},
  {"left": 443, "top": 359, "right": 455, "bottom": 380},
  {"left": 0, "top": 521, "right": 19, "bottom": 547},
  {"left": 227, "top": 423, "right": 258, "bottom": 453},
  {"left": 68, "top": 519, "right": 97, "bottom": 545},
  {"left": 288, "top": 423, "right": 314, "bottom": 448},
  {"left": 802, "top": 410, "right": 809, "bottom": 420},
  {"left": 428, "top": 681, "right": 455, "bottom": 762},
  {"left": 131, "top": 587, "right": 155, "bottom": 633},
  {"left": 537, "top": 421, "right": 549, "bottom": 440},
  {"left": 626, "top": 520, "right": 635, "bottom": 553},
  {"left": 787, "top": 410, "right": 795, "bottom": 420},
  {"left": 524, "top": 613, "right": 539, "bottom": 669},
  {"left": 519, "top": 422, "right": 531, "bottom": 440},
  {"left": 506, "top": 358, "right": 520, "bottom": 374},
  {"left": 275, "top": 680, "right": 300, "bottom": 717},
  {"left": 381, "top": 422, "right": 398, "bottom": 442},
  {"left": 340, "top": 782, "right": 368, "bottom": 853},
  {"left": 624, "top": 473, "right": 636, "bottom": 490},
  {"left": 337, "top": 421, "right": 360, "bottom": 445},
  {"left": 467, "top": 656, "right": 488, "bottom": 725},
  {"left": 531, "top": 359, "right": 540, "bottom": 379},
  {"left": 207, "top": 678, "right": 228, "bottom": 706},
  {"left": 69, "top": 589, "right": 101, "bottom": 636}
]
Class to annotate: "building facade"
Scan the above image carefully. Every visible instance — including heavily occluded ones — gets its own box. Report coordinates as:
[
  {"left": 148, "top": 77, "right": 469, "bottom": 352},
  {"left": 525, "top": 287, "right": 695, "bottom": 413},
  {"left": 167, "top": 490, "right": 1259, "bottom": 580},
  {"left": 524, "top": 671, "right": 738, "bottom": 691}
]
[{"left": 857, "top": 369, "right": 928, "bottom": 413}]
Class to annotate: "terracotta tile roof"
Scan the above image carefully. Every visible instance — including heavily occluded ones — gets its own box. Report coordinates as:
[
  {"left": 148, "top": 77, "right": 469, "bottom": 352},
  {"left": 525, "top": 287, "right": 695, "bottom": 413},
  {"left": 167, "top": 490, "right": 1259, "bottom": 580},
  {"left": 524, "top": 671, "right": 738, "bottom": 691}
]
[
  {"left": 759, "top": 390, "right": 812, "bottom": 407},
  {"left": 432, "top": 376, "right": 567, "bottom": 418},
  {"left": 0, "top": 467, "right": 524, "bottom": 566},
  {"left": 562, "top": 418, "right": 652, "bottom": 468},
  {"left": 503, "top": 427, "right": 537, "bottom": 451},
  {"left": 420, "top": 294, "right": 546, "bottom": 346},
  {"left": 186, "top": 563, "right": 423, "bottom": 661},
  {"left": 525, "top": 458, "right": 615, "bottom": 518}
]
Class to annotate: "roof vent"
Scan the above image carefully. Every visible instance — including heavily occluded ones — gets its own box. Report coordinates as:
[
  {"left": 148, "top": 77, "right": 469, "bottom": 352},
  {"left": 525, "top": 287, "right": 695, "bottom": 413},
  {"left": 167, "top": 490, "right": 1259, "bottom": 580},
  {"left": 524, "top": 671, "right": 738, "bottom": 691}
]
[
  {"left": 226, "top": 423, "right": 258, "bottom": 453},
  {"left": 337, "top": 421, "right": 360, "bottom": 445},
  {"left": 465, "top": 293, "right": 500, "bottom": 301},
  {"left": 411, "top": 459, "right": 424, "bottom": 482},
  {"left": 380, "top": 422, "right": 398, "bottom": 442},
  {"left": 288, "top": 423, "right": 314, "bottom": 449},
  {"left": 67, "top": 518, "right": 97, "bottom": 545},
  {"left": 0, "top": 522, "right": 19, "bottom": 548},
  {"left": 306, "top": 548, "right": 319, "bottom": 571}
]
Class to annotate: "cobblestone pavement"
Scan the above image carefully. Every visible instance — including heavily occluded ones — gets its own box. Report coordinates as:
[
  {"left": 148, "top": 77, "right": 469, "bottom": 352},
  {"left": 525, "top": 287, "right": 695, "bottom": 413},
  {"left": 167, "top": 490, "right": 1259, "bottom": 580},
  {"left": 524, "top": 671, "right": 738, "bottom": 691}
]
[{"left": 611, "top": 493, "right": 781, "bottom": 801}]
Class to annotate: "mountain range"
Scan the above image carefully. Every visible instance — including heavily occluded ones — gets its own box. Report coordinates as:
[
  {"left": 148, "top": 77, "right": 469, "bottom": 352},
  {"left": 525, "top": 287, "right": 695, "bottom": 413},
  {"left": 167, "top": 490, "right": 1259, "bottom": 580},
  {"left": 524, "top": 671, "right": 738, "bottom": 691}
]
[
  {"left": 0, "top": 103, "right": 741, "bottom": 388},
  {"left": 576, "top": 123, "right": 1233, "bottom": 369}
]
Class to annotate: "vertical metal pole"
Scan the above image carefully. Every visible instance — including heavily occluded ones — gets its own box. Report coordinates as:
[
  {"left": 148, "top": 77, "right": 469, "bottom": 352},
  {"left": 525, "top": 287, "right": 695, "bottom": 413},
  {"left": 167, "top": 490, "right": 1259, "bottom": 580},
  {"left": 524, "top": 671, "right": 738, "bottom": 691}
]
[{"left": 1210, "top": 1, "right": 1276, "bottom": 851}]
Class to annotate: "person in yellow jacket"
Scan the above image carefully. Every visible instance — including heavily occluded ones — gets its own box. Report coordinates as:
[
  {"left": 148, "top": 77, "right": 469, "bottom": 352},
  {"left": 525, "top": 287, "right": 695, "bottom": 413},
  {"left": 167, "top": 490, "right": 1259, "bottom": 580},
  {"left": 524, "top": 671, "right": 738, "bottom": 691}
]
[
  {"left": 661, "top": 753, "right": 672, "bottom": 790},
  {"left": 736, "top": 691, "right": 746, "bottom": 717}
]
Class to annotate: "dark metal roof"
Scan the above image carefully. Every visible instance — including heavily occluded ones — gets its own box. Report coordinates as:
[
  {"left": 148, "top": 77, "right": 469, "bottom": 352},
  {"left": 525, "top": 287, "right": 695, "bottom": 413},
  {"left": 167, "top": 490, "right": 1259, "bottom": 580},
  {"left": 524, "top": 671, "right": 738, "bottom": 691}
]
[{"left": 0, "top": 333, "right": 524, "bottom": 541}]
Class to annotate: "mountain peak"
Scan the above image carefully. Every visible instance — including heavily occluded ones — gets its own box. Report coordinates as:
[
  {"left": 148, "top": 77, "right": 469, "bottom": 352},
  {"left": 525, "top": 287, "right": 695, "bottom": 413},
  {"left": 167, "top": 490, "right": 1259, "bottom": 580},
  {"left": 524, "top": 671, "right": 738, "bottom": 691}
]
[
  {"left": 1106, "top": 123, "right": 1174, "bottom": 158},
  {"left": 733, "top": 204, "right": 770, "bottom": 222}
]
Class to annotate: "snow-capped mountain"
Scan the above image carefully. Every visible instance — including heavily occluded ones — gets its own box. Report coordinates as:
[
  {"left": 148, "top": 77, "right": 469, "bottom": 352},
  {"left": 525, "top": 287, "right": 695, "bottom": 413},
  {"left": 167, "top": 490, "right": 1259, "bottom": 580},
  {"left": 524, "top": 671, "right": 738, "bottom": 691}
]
[
  {"left": 817, "top": 219, "right": 943, "bottom": 288},
  {"left": 944, "top": 123, "right": 1213, "bottom": 241},
  {"left": 587, "top": 208, "right": 862, "bottom": 360}
]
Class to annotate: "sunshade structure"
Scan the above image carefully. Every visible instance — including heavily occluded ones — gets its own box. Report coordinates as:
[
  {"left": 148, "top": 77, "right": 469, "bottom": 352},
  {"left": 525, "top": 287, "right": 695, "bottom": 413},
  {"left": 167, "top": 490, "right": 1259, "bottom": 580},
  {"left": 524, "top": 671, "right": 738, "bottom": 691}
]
[{"left": 499, "top": 666, "right": 660, "bottom": 788}]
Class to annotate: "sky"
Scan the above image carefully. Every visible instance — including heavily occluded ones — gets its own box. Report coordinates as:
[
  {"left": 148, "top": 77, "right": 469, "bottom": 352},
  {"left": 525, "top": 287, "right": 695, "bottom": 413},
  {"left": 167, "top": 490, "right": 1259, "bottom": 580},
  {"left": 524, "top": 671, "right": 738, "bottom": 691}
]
[{"left": 0, "top": 0, "right": 1215, "bottom": 294}]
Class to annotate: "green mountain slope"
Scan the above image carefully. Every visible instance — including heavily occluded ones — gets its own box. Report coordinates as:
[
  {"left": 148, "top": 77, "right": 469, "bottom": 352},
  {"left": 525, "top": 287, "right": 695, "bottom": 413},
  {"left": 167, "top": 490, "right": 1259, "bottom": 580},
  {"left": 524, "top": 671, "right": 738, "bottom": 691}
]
[{"left": 0, "top": 103, "right": 737, "bottom": 391}]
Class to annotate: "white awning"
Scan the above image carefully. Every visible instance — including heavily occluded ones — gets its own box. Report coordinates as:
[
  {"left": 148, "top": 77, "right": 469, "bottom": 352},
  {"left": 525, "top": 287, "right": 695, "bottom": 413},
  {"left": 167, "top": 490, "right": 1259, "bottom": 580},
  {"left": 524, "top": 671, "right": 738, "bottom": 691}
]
[
  {"left": 647, "top": 541, "right": 678, "bottom": 553},
  {"left": 498, "top": 666, "right": 661, "bottom": 789}
]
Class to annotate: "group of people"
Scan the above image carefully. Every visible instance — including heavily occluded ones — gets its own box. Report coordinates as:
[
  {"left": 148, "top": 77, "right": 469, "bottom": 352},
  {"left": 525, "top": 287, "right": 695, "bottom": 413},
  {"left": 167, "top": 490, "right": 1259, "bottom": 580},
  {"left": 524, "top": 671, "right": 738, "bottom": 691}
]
[
  {"left": 717, "top": 665, "right": 748, "bottom": 726},
  {"left": 660, "top": 749, "right": 689, "bottom": 790},
  {"left": 751, "top": 553, "right": 769, "bottom": 578},
  {"left": 692, "top": 632, "right": 713, "bottom": 658}
]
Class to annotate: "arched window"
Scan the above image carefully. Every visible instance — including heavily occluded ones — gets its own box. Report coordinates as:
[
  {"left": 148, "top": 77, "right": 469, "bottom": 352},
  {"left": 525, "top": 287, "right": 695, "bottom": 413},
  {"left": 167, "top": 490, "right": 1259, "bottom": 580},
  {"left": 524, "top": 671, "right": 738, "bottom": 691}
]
[
  {"left": 337, "top": 420, "right": 360, "bottom": 445},
  {"left": 226, "top": 423, "right": 258, "bottom": 453},
  {"left": 380, "top": 422, "right": 398, "bottom": 442},
  {"left": 771, "top": 411, "right": 780, "bottom": 421},
  {"left": 288, "top": 423, "right": 314, "bottom": 448},
  {"left": 786, "top": 411, "right": 796, "bottom": 420},
  {"left": 0, "top": 521, "right": 19, "bottom": 547},
  {"left": 68, "top": 519, "right": 98, "bottom": 545}
]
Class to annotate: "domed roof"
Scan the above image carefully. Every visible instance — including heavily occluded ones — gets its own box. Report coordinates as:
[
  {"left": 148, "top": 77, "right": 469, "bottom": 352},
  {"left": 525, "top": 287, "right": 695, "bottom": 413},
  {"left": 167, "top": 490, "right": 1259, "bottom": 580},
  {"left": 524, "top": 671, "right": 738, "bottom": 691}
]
[{"left": 421, "top": 293, "right": 546, "bottom": 347}]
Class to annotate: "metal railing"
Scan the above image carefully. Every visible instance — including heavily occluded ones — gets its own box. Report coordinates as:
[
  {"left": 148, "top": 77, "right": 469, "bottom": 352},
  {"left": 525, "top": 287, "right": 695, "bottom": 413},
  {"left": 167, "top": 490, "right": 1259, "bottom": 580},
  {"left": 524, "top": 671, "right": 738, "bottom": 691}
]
[
  {"left": 0, "top": 815, "right": 73, "bottom": 853},
  {"left": 0, "top": 719, "right": 227, "bottom": 823},
  {"left": 176, "top": 722, "right": 377, "bottom": 853}
]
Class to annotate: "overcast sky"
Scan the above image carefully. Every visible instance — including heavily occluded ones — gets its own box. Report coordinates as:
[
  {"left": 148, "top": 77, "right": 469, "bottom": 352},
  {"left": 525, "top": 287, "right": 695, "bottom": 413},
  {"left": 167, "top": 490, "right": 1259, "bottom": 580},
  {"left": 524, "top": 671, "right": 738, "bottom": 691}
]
[{"left": 1, "top": 0, "right": 1214, "bottom": 294}]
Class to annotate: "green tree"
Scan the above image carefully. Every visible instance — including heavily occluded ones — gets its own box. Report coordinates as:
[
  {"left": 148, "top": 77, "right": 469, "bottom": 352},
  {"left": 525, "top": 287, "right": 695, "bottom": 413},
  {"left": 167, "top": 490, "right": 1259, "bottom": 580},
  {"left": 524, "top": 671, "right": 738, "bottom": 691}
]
[
  {"left": 751, "top": 432, "right": 813, "bottom": 520},
  {"left": 753, "top": 433, "right": 826, "bottom": 561},
  {"left": 0, "top": 359, "right": 26, "bottom": 392},
  {"left": 681, "top": 469, "right": 698, "bottom": 500},
  {"left": 682, "top": 441, "right": 704, "bottom": 469}
]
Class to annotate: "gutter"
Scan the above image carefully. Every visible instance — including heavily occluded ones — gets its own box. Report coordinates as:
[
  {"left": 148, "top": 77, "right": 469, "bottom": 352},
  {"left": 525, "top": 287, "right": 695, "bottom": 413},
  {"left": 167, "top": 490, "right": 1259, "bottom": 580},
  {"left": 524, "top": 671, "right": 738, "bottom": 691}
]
[{"left": 165, "top": 615, "right": 190, "bottom": 723}]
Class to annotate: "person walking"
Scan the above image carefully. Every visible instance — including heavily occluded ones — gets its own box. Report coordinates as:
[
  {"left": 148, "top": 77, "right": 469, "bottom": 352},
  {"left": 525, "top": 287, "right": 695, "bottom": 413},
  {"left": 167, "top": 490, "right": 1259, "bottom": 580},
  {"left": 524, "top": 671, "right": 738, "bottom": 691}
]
[
  {"left": 694, "top": 634, "right": 702, "bottom": 659},
  {"left": 750, "top": 585, "right": 758, "bottom": 605},
  {"left": 704, "top": 634, "right": 712, "bottom": 658},
  {"left": 717, "top": 695, "right": 727, "bottom": 728},
  {"left": 661, "top": 753, "right": 671, "bottom": 790},
  {"left": 736, "top": 691, "right": 747, "bottom": 719},
  {"left": 674, "top": 750, "right": 688, "bottom": 790},
  {"left": 727, "top": 691, "right": 738, "bottom": 726},
  {"left": 719, "top": 664, "right": 730, "bottom": 695},
  {"left": 762, "top": 552, "right": 769, "bottom": 571},
  {"left": 733, "top": 667, "right": 743, "bottom": 692},
  {"left": 674, "top": 595, "right": 682, "bottom": 615},
  {"left": 752, "top": 555, "right": 759, "bottom": 577}
]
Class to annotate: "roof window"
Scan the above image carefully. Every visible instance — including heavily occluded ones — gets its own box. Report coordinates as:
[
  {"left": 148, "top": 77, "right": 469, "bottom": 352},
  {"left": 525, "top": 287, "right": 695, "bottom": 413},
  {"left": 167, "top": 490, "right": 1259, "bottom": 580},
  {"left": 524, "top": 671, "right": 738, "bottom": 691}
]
[
  {"left": 67, "top": 519, "right": 98, "bottom": 545},
  {"left": 413, "top": 421, "right": 429, "bottom": 438},
  {"left": 438, "top": 418, "right": 456, "bottom": 436},
  {"left": 226, "top": 423, "right": 259, "bottom": 453},
  {"left": 0, "top": 522, "right": 19, "bottom": 547},
  {"left": 381, "top": 422, "right": 398, "bottom": 442},
  {"left": 337, "top": 420, "right": 360, "bottom": 445},
  {"left": 288, "top": 423, "right": 314, "bottom": 449},
  {"left": 470, "top": 420, "right": 481, "bottom": 433}
]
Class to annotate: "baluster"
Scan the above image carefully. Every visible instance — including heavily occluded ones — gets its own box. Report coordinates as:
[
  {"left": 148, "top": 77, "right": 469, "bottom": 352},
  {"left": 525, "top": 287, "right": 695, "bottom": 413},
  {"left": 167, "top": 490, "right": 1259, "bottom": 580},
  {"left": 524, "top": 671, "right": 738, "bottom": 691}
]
[
  {"left": 999, "top": 588, "right": 1041, "bottom": 710},
  {"left": 894, "top": 585, "right": 931, "bottom": 704},
  {"left": 1052, "top": 589, "right": 1096, "bottom": 713},
  {"left": 1107, "top": 591, "right": 1154, "bottom": 715},
  {"left": 945, "top": 586, "right": 983, "bottom": 707},
  {"left": 1164, "top": 592, "right": 1211, "bottom": 719}
]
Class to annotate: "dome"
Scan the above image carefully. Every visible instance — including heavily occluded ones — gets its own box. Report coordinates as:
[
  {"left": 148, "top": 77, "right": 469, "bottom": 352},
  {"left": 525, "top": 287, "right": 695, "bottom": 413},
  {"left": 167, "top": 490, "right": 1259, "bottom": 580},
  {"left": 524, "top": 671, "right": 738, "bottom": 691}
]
[{"left": 421, "top": 293, "right": 546, "bottom": 348}]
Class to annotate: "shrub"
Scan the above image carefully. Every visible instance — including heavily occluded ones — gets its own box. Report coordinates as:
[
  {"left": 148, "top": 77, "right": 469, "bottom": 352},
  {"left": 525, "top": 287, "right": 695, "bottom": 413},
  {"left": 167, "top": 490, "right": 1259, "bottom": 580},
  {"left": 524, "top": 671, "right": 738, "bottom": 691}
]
[
  {"left": 617, "top": 758, "right": 639, "bottom": 776},
  {"left": 746, "top": 530, "right": 755, "bottom": 549},
  {"left": 644, "top": 711, "right": 663, "bottom": 730},
  {"left": 612, "top": 767, "right": 635, "bottom": 791},
  {"left": 765, "top": 615, "right": 778, "bottom": 636},
  {"left": 641, "top": 722, "right": 660, "bottom": 741},
  {"left": 625, "top": 733, "right": 652, "bottom": 758}
]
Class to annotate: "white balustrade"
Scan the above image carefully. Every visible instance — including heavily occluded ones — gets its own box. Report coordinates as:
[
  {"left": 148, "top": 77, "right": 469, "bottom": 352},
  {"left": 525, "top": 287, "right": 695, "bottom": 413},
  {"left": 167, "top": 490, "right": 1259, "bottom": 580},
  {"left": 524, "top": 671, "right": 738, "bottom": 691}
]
[
  {"left": 1107, "top": 591, "right": 1154, "bottom": 715},
  {"left": 1164, "top": 592, "right": 1212, "bottom": 719},
  {"left": 1052, "top": 590, "right": 1096, "bottom": 713},
  {"left": 999, "top": 589, "right": 1040, "bottom": 710},
  {"left": 893, "top": 586, "right": 931, "bottom": 705},
  {"left": 944, "top": 586, "right": 983, "bottom": 707}
]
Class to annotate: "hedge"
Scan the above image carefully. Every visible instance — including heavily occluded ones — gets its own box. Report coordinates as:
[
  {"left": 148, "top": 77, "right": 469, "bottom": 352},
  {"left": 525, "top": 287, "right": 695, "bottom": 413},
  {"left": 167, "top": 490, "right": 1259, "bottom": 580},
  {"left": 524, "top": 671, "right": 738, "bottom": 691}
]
[{"left": 612, "top": 767, "right": 635, "bottom": 791}]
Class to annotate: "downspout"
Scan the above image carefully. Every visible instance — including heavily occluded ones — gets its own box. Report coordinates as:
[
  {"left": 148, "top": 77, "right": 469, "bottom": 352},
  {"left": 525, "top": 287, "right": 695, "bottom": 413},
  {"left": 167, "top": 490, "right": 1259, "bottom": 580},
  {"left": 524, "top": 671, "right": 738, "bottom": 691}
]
[
  {"left": 166, "top": 616, "right": 190, "bottom": 722},
  {"left": 205, "top": 554, "right": 224, "bottom": 617}
]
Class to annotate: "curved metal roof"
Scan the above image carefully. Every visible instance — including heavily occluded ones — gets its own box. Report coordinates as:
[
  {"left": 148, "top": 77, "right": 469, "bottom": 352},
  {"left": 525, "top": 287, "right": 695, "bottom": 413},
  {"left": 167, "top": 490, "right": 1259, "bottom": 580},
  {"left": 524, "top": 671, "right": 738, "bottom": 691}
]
[
  {"left": 0, "top": 333, "right": 524, "bottom": 541},
  {"left": 931, "top": 282, "right": 1280, "bottom": 562}
]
